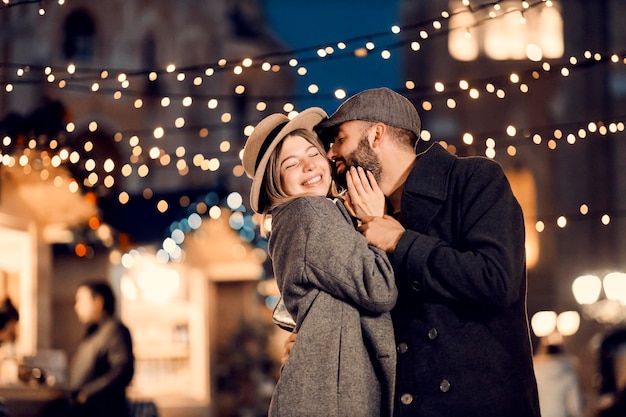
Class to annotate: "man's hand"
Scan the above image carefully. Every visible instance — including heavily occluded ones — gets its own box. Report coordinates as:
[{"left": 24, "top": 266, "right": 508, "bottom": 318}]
[
  {"left": 344, "top": 166, "right": 385, "bottom": 219},
  {"left": 281, "top": 332, "right": 297, "bottom": 365},
  {"left": 358, "top": 215, "right": 405, "bottom": 252}
]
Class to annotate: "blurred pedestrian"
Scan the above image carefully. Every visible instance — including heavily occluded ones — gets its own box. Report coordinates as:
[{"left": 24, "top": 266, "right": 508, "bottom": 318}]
[
  {"left": 0, "top": 298, "right": 19, "bottom": 344},
  {"left": 595, "top": 328, "right": 626, "bottom": 417},
  {"left": 533, "top": 336, "right": 584, "bottom": 417},
  {"left": 68, "top": 280, "right": 134, "bottom": 417}
]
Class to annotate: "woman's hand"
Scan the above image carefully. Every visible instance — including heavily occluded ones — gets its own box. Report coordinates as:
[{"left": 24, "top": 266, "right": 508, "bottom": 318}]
[
  {"left": 282, "top": 332, "right": 297, "bottom": 365},
  {"left": 344, "top": 166, "right": 385, "bottom": 219}
]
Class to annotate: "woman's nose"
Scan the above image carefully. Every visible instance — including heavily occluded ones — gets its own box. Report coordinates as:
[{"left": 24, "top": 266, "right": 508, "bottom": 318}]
[{"left": 302, "top": 158, "right": 316, "bottom": 170}]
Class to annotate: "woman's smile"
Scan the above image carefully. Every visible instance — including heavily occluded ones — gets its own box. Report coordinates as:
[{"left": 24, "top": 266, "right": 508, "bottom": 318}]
[{"left": 302, "top": 174, "right": 324, "bottom": 186}]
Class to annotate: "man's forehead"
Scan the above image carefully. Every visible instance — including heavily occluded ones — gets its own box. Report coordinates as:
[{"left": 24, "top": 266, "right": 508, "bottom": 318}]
[
  {"left": 321, "top": 120, "right": 361, "bottom": 149},
  {"left": 335, "top": 120, "right": 362, "bottom": 135}
]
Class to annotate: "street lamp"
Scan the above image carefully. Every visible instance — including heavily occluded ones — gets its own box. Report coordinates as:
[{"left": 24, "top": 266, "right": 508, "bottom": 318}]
[
  {"left": 531, "top": 310, "right": 580, "bottom": 340},
  {"left": 572, "top": 272, "right": 626, "bottom": 324}
]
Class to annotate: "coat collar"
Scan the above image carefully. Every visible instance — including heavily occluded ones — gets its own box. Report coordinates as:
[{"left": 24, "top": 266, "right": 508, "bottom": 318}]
[
  {"left": 404, "top": 142, "right": 455, "bottom": 202},
  {"left": 399, "top": 143, "right": 456, "bottom": 232}
]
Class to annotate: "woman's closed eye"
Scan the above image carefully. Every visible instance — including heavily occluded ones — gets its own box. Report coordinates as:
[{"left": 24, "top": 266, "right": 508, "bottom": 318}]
[{"left": 281, "top": 144, "right": 322, "bottom": 171}]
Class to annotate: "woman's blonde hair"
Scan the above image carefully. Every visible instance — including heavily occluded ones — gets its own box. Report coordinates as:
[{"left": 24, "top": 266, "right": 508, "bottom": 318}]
[{"left": 258, "top": 128, "right": 340, "bottom": 235}]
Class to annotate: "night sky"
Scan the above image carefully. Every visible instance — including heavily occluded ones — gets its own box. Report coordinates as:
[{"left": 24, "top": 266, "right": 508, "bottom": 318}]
[{"left": 260, "top": 0, "right": 402, "bottom": 113}]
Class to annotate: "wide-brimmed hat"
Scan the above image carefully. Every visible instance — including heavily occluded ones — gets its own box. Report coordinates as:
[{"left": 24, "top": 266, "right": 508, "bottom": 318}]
[
  {"left": 242, "top": 107, "right": 328, "bottom": 213},
  {"left": 315, "top": 87, "right": 421, "bottom": 144}
]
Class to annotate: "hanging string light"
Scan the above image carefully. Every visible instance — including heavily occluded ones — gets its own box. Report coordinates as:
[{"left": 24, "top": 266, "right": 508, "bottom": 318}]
[{"left": 1, "top": 0, "right": 623, "bottom": 253}]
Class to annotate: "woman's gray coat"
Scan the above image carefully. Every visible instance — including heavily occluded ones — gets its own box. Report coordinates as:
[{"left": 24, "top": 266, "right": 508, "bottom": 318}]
[{"left": 268, "top": 196, "right": 397, "bottom": 417}]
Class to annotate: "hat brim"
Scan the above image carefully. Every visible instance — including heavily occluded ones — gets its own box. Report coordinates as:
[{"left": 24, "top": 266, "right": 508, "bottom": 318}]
[{"left": 245, "top": 107, "right": 328, "bottom": 212}]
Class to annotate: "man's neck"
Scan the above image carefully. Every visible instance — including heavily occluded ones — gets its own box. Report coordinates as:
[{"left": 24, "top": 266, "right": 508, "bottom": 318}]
[
  {"left": 380, "top": 153, "right": 417, "bottom": 216},
  {"left": 380, "top": 153, "right": 417, "bottom": 198},
  {"left": 386, "top": 185, "right": 403, "bottom": 217}
]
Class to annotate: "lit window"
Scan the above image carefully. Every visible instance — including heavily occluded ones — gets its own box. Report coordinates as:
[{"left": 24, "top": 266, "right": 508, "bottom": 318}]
[
  {"left": 63, "top": 9, "right": 96, "bottom": 62},
  {"left": 448, "top": 0, "right": 563, "bottom": 61}
]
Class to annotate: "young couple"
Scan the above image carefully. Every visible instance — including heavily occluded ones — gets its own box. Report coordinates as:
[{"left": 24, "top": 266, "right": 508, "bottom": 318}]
[{"left": 242, "top": 87, "right": 541, "bottom": 417}]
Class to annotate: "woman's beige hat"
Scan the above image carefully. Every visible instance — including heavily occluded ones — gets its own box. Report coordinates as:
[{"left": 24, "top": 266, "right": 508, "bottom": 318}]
[{"left": 242, "top": 107, "right": 328, "bottom": 213}]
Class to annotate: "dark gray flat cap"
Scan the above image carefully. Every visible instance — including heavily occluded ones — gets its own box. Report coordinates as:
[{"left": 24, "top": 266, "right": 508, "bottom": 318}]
[{"left": 315, "top": 87, "right": 421, "bottom": 142}]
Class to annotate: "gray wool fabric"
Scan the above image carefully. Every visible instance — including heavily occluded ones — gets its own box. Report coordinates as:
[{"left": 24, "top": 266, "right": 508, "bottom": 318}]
[{"left": 268, "top": 196, "right": 397, "bottom": 417}]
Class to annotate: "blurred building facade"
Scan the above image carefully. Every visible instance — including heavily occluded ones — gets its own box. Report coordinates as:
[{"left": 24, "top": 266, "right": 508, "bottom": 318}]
[{"left": 1, "top": 1, "right": 292, "bottom": 416}]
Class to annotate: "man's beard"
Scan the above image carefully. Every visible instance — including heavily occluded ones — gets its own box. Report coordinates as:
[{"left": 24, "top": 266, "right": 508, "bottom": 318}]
[{"left": 332, "top": 133, "right": 382, "bottom": 191}]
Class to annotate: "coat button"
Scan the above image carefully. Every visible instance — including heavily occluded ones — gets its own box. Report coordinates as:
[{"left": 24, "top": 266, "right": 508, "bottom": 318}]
[
  {"left": 411, "top": 280, "right": 421, "bottom": 292},
  {"left": 400, "top": 393, "right": 413, "bottom": 405},
  {"left": 427, "top": 328, "right": 438, "bottom": 340},
  {"left": 439, "top": 379, "right": 451, "bottom": 392},
  {"left": 397, "top": 343, "right": 408, "bottom": 354}
]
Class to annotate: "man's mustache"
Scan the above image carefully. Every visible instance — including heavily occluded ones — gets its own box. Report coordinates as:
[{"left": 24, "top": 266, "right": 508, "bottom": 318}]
[
  {"left": 330, "top": 157, "right": 347, "bottom": 170},
  {"left": 330, "top": 160, "right": 348, "bottom": 190}
]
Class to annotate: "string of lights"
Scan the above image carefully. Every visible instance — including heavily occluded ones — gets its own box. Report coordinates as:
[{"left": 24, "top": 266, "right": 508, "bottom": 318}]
[
  {"left": 1, "top": 0, "right": 41, "bottom": 9},
  {"left": 5, "top": 53, "right": 623, "bottom": 168},
  {"left": 0, "top": 0, "right": 65, "bottom": 15},
  {"left": 0, "top": 1, "right": 552, "bottom": 75},
  {"left": 4, "top": 47, "right": 623, "bottom": 139},
  {"left": 0, "top": 1, "right": 561, "bottom": 94},
  {"left": 2, "top": 64, "right": 625, "bottom": 238},
  {"left": 2, "top": 0, "right": 623, "bottom": 258},
  {"left": 4, "top": 46, "right": 620, "bottom": 106}
]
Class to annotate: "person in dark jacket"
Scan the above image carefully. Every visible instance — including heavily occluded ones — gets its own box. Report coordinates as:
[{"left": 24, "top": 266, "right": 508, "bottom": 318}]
[
  {"left": 68, "top": 280, "right": 134, "bottom": 417},
  {"left": 242, "top": 107, "right": 397, "bottom": 417},
  {"left": 0, "top": 298, "right": 19, "bottom": 344},
  {"left": 314, "top": 87, "right": 541, "bottom": 417},
  {"left": 595, "top": 328, "right": 626, "bottom": 417}
]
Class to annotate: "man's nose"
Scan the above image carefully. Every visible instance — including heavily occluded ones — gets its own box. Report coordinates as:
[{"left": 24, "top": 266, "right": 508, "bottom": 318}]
[{"left": 326, "top": 147, "right": 335, "bottom": 161}]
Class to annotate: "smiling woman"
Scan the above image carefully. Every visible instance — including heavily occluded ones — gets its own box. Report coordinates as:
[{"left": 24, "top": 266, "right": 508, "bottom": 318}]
[
  {"left": 241, "top": 108, "right": 397, "bottom": 417},
  {"left": 277, "top": 133, "right": 331, "bottom": 199}
]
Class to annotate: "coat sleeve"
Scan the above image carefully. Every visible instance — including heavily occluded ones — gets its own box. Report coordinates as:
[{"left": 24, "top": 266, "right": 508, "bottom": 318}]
[
  {"left": 393, "top": 159, "right": 526, "bottom": 308},
  {"left": 270, "top": 197, "right": 397, "bottom": 314}
]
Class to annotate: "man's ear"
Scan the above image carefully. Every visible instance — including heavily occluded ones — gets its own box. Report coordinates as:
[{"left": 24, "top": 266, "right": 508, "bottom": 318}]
[{"left": 371, "top": 123, "right": 387, "bottom": 148}]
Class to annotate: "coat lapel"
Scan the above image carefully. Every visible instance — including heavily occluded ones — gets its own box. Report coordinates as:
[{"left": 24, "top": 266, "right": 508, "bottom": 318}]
[{"left": 400, "top": 143, "right": 455, "bottom": 233}]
